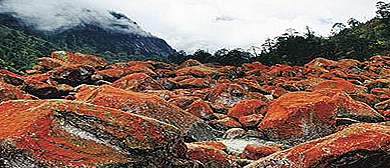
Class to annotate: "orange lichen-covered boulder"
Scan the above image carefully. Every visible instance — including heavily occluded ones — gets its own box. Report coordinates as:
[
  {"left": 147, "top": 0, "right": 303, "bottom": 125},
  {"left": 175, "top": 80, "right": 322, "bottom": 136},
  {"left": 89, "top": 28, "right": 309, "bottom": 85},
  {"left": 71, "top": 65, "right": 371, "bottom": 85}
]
[
  {"left": 111, "top": 73, "right": 163, "bottom": 92},
  {"left": 238, "top": 114, "right": 264, "bottom": 128},
  {"left": 305, "top": 57, "right": 338, "bottom": 69},
  {"left": 50, "top": 51, "right": 107, "bottom": 68},
  {"left": 227, "top": 99, "right": 267, "bottom": 119},
  {"left": 0, "top": 82, "right": 35, "bottom": 102},
  {"left": 267, "top": 64, "right": 304, "bottom": 78},
  {"left": 22, "top": 80, "right": 62, "bottom": 99},
  {"left": 258, "top": 91, "right": 338, "bottom": 144},
  {"left": 241, "top": 144, "right": 281, "bottom": 160},
  {"left": 246, "top": 123, "right": 390, "bottom": 168},
  {"left": 50, "top": 64, "right": 95, "bottom": 87},
  {"left": 186, "top": 141, "right": 235, "bottom": 168},
  {"left": 177, "top": 77, "right": 215, "bottom": 89},
  {"left": 75, "top": 85, "right": 219, "bottom": 141},
  {"left": 207, "top": 83, "right": 246, "bottom": 108},
  {"left": 186, "top": 100, "right": 216, "bottom": 120},
  {"left": 36, "top": 57, "right": 65, "bottom": 71},
  {"left": 180, "top": 59, "right": 203, "bottom": 68},
  {"left": 0, "top": 99, "right": 193, "bottom": 167},
  {"left": 211, "top": 117, "right": 242, "bottom": 130},
  {"left": 315, "top": 89, "right": 384, "bottom": 122},
  {"left": 259, "top": 89, "right": 384, "bottom": 144},
  {"left": 242, "top": 61, "right": 268, "bottom": 71},
  {"left": 169, "top": 96, "right": 197, "bottom": 109},
  {"left": 307, "top": 79, "right": 367, "bottom": 94},
  {"left": 94, "top": 65, "right": 157, "bottom": 82},
  {"left": 0, "top": 69, "right": 25, "bottom": 86},
  {"left": 176, "top": 66, "right": 220, "bottom": 78}
]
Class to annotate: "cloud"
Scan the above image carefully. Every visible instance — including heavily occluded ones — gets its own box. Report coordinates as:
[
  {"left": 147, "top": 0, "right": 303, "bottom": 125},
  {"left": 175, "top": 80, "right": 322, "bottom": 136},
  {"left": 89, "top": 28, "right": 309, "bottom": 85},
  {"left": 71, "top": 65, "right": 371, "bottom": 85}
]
[
  {"left": 215, "top": 15, "right": 238, "bottom": 22},
  {"left": 0, "top": 0, "right": 380, "bottom": 53}
]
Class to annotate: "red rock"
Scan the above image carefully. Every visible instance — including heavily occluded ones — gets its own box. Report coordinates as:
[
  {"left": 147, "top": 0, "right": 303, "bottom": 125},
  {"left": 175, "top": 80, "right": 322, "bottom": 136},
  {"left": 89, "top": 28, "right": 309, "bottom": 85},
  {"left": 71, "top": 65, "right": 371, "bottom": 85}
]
[
  {"left": 0, "top": 69, "right": 25, "bottom": 85},
  {"left": 214, "top": 113, "right": 229, "bottom": 120},
  {"left": 94, "top": 65, "right": 157, "bottom": 82},
  {"left": 75, "top": 85, "right": 218, "bottom": 141},
  {"left": 211, "top": 117, "right": 242, "bottom": 130},
  {"left": 23, "top": 73, "right": 51, "bottom": 83},
  {"left": 371, "top": 87, "right": 390, "bottom": 98},
  {"left": 0, "top": 99, "right": 191, "bottom": 167},
  {"left": 365, "top": 79, "right": 390, "bottom": 90},
  {"left": 241, "top": 144, "right": 281, "bottom": 160},
  {"left": 259, "top": 89, "right": 384, "bottom": 144},
  {"left": 110, "top": 73, "right": 163, "bottom": 92},
  {"left": 261, "top": 85, "right": 289, "bottom": 98},
  {"left": 217, "top": 66, "right": 244, "bottom": 79},
  {"left": 267, "top": 64, "right": 304, "bottom": 78},
  {"left": 305, "top": 57, "right": 338, "bottom": 69},
  {"left": 246, "top": 123, "right": 390, "bottom": 168},
  {"left": 282, "top": 77, "right": 325, "bottom": 91},
  {"left": 177, "top": 77, "right": 215, "bottom": 88},
  {"left": 233, "top": 78, "right": 268, "bottom": 93},
  {"left": 238, "top": 114, "right": 264, "bottom": 128},
  {"left": 242, "top": 61, "right": 268, "bottom": 71},
  {"left": 228, "top": 99, "right": 267, "bottom": 119},
  {"left": 207, "top": 83, "right": 246, "bottom": 108},
  {"left": 258, "top": 91, "right": 337, "bottom": 143},
  {"left": 175, "top": 66, "right": 220, "bottom": 78},
  {"left": 190, "top": 141, "right": 227, "bottom": 151},
  {"left": 50, "top": 64, "right": 95, "bottom": 87},
  {"left": 223, "top": 128, "right": 246, "bottom": 139},
  {"left": 36, "top": 57, "right": 65, "bottom": 71},
  {"left": 186, "top": 141, "right": 235, "bottom": 167},
  {"left": 349, "top": 93, "right": 381, "bottom": 106},
  {"left": 50, "top": 51, "right": 107, "bottom": 68},
  {"left": 370, "top": 55, "right": 390, "bottom": 61},
  {"left": 146, "top": 60, "right": 175, "bottom": 70},
  {"left": 0, "top": 82, "right": 35, "bottom": 102},
  {"left": 186, "top": 100, "right": 216, "bottom": 120},
  {"left": 169, "top": 96, "right": 197, "bottom": 109},
  {"left": 22, "top": 80, "right": 62, "bottom": 99},
  {"left": 307, "top": 79, "right": 367, "bottom": 94},
  {"left": 316, "top": 89, "right": 384, "bottom": 122},
  {"left": 335, "top": 59, "right": 361, "bottom": 68},
  {"left": 154, "top": 69, "right": 176, "bottom": 78},
  {"left": 180, "top": 59, "right": 203, "bottom": 68}
]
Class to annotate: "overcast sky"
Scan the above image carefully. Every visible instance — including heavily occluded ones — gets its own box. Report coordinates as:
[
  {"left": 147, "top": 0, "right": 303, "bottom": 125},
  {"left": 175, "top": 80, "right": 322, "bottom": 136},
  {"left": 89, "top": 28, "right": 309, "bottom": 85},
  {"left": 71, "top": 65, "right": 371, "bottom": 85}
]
[
  {"left": 109, "top": 0, "right": 382, "bottom": 53},
  {"left": 1, "top": 0, "right": 386, "bottom": 53}
]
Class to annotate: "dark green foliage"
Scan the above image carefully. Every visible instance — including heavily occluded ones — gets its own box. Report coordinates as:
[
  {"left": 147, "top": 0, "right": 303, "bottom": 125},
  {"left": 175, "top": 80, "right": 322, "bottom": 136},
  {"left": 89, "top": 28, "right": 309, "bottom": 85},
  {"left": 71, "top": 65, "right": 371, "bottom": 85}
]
[
  {"left": 0, "top": 25, "right": 58, "bottom": 73},
  {"left": 168, "top": 48, "right": 253, "bottom": 66},
  {"left": 253, "top": 1, "right": 390, "bottom": 66}
]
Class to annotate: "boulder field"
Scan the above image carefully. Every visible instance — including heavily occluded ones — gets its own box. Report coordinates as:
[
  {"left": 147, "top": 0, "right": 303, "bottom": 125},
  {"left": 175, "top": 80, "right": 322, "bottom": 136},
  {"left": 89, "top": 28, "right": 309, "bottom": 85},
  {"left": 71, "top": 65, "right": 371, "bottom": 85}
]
[{"left": 1, "top": 51, "right": 390, "bottom": 167}]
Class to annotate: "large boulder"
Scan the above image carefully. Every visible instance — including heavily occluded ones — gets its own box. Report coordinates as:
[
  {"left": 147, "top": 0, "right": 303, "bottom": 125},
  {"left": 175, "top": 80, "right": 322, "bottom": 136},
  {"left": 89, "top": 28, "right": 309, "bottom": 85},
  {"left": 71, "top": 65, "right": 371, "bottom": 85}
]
[
  {"left": 259, "top": 89, "right": 384, "bottom": 144},
  {"left": 111, "top": 73, "right": 163, "bottom": 92},
  {"left": 207, "top": 83, "right": 247, "bottom": 109},
  {"left": 93, "top": 66, "right": 157, "bottom": 82},
  {"left": 258, "top": 91, "right": 338, "bottom": 144},
  {"left": 227, "top": 99, "right": 267, "bottom": 119},
  {"left": 50, "top": 64, "right": 95, "bottom": 87},
  {"left": 307, "top": 79, "right": 367, "bottom": 94},
  {"left": 175, "top": 66, "right": 220, "bottom": 78},
  {"left": 245, "top": 123, "right": 390, "bottom": 168},
  {"left": 0, "top": 99, "right": 195, "bottom": 167},
  {"left": 75, "top": 85, "right": 220, "bottom": 141},
  {"left": 50, "top": 51, "right": 107, "bottom": 68},
  {"left": 186, "top": 141, "right": 236, "bottom": 168},
  {"left": 0, "top": 81, "right": 35, "bottom": 102}
]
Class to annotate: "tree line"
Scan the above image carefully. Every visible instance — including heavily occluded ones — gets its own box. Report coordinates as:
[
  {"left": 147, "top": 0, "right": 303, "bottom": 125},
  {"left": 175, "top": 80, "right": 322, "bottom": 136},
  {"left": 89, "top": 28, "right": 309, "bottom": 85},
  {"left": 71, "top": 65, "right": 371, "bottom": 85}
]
[{"left": 169, "top": 1, "right": 390, "bottom": 66}]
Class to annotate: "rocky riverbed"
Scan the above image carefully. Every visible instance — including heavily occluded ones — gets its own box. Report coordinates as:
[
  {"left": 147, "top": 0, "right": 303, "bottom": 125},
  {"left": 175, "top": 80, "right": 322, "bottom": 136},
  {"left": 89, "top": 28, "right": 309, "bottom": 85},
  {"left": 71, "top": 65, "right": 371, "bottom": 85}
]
[{"left": 1, "top": 51, "right": 390, "bottom": 167}]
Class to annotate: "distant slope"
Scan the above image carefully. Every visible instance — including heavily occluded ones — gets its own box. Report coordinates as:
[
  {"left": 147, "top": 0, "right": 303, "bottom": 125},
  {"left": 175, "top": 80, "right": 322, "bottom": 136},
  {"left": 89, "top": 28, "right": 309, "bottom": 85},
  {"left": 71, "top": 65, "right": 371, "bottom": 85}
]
[{"left": 0, "top": 8, "right": 176, "bottom": 72}]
